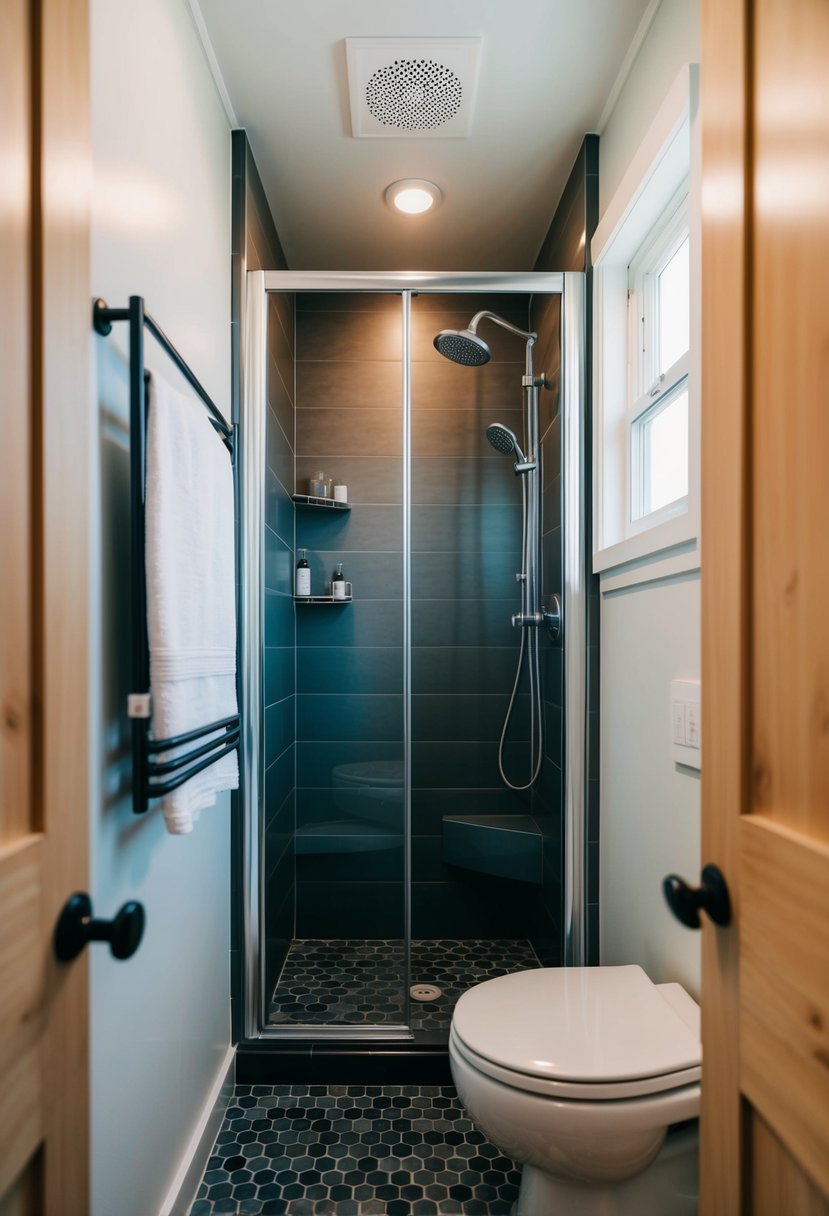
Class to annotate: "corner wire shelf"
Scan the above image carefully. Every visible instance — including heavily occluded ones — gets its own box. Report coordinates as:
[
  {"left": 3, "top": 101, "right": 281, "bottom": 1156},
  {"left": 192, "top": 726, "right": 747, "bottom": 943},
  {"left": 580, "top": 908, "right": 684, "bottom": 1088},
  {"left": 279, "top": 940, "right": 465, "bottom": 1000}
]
[
  {"left": 292, "top": 493, "right": 351, "bottom": 511},
  {"left": 294, "top": 594, "right": 354, "bottom": 604},
  {"left": 93, "top": 296, "right": 241, "bottom": 814}
]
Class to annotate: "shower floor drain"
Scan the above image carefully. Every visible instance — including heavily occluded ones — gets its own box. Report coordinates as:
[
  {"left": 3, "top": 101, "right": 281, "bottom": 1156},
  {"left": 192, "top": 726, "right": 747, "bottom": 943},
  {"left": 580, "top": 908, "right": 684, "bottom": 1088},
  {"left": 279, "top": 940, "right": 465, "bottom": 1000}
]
[{"left": 410, "top": 983, "right": 442, "bottom": 1002}]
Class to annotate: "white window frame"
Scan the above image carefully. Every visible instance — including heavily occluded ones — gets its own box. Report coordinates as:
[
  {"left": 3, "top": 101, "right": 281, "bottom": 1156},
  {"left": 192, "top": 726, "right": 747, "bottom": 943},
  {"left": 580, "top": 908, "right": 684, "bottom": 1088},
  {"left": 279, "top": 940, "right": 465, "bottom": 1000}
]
[{"left": 592, "top": 64, "right": 700, "bottom": 583}]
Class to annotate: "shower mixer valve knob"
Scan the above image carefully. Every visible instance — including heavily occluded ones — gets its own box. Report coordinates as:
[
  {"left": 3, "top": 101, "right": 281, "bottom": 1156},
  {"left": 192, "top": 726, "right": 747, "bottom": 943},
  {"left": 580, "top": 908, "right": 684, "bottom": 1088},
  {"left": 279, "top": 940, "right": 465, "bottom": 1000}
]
[{"left": 511, "top": 594, "right": 562, "bottom": 641}]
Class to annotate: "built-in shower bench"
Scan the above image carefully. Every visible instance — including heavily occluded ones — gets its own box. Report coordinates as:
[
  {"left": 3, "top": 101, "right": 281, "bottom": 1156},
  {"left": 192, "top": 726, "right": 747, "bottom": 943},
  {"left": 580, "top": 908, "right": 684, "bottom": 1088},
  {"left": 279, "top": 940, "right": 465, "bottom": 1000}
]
[{"left": 442, "top": 814, "right": 543, "bottom": 885}]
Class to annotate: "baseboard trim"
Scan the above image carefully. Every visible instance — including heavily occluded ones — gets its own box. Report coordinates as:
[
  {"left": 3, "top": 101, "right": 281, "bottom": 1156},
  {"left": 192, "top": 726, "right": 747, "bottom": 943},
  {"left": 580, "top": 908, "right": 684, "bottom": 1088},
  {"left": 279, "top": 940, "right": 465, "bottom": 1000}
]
[
  {"left": 235, "top": 1041, "right": 452, "bottom": 1085},
  {"left": 158, "top": 1043, "right": 236, "bottom": 1216}
]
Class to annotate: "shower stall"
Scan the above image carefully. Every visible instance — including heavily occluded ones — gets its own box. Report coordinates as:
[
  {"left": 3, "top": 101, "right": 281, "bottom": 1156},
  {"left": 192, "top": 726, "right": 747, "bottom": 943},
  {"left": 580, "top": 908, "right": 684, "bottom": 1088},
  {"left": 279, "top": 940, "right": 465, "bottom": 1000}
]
[{"left": 239, "top": 271, "right": 587, "bottom": 1046}]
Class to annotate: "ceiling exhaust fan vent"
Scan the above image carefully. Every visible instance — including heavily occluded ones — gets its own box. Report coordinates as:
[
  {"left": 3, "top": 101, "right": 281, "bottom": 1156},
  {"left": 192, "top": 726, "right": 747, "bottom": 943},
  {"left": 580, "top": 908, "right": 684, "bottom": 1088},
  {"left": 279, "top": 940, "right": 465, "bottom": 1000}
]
[
  {"left": 366, "top": 59, "right": 463, "bottom": 131},
  {"left": 346, "top": 38, "right": 482, "bottom": 139}
]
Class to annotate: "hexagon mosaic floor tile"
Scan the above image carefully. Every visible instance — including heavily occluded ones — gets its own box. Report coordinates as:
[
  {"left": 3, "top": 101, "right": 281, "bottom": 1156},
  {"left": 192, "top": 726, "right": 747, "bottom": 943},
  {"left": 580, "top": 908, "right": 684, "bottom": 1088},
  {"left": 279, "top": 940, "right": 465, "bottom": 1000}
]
[
  {"left": 268, "top": 939, "right": 540, "bottom": 1032},
  {"left": 190, "top": 1084, "right": 520, "bottom": 1215}
]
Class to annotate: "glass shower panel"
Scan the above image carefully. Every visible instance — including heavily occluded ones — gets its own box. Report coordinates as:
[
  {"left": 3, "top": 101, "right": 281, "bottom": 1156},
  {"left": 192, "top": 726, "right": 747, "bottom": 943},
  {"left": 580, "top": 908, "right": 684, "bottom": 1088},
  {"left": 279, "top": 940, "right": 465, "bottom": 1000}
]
[{"left": 263, "top": 290, "right": 409, "bottom": 1031}]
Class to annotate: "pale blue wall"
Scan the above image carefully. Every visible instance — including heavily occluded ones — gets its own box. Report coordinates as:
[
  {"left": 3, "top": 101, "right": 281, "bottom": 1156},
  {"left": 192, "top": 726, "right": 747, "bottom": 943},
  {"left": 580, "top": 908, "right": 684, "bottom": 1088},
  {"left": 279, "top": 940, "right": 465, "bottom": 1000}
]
[{"left": 89, "top": 2, "right": 233, "bottom": 1212}]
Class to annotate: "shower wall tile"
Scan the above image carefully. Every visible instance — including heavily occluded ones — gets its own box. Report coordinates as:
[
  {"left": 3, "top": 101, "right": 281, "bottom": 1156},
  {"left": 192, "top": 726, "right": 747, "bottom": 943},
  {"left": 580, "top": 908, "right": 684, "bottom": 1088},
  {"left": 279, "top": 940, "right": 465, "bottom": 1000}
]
[
  {"left": 266, "top": 465, "right": 293, "bottom": 546},
  {"left": 411, "top": 877, "right": 542, "bottom": 939},
  {"left": 265, "top": 696, "right": 294, "bottom": 769},
  {"left": 413, "top": 292, "right": 528, "bottom": 320},
  {"left": 411, "top": 503, "right": 522, "bottom": 552},
  {"left": 411, "top": 646, "right": 520, "bottom": 695},
  {"left": 411, "top": 550, "right": 522, "bottom": 601},
  {"left": 296, "top": 598, "right": 403, "bottom": 648},
  {"left": 268, "top": 353, "right": 294, "bottom": 446},
  {"left": 296, "top": 693, "right": 404, "bottom": 742},
  {"left": 297, "top": 741, "right": 403, "bottom": 789},
  {"left": 298, "top": 646, "right": 403, "bottom": 694},
  {"left": 412, "top": 741, "right": 530, "bottom": 791},
  {"left": 266, "top": 409, "right": 294, "bottom": 496},
  {"left": 296, "top": 503, "right": 402, "bottom": 553},
  {"left": 296, "top": 309, "right": 402, "bottom": 363},
  {"left": 296, "top": 843, "right": 405, "bottom": 885},
  {"left": 411, "top": 456, "right": 518, "bottom": 506},
  {"left": 296, "top": 407, "right": 402, "bottom": 458},
  {"left": 296, "top": 291, "right": 400, "bottom": 313},
  {"left": 264, "top": 645, "right": 294, "bottom": 708},
  {"left": 300, "top": 549, "right": 404, "bottom": 600},
  {"left": 265, "top": 588, "right": 294, "bottom": 646},
  {"left": 264, "top": 527, "right": 292, "bottom": 597},
  {"left": 296, "top": 361, "right": 402, "bottom": 410},
  {"left": 412, "top": 693, "right": 529, "bottom": 743},
  {"left": 412, "top": 361, "right": 526, "bottom": 413},
  {"left": 411, "top": 598, "right": 520, "bottom": 649},
  {"left": 411, "top": 405, "right": 524, "bottom": 459},
  {"left": 295, "top": 455, "right": 402, "bottom": 505}
]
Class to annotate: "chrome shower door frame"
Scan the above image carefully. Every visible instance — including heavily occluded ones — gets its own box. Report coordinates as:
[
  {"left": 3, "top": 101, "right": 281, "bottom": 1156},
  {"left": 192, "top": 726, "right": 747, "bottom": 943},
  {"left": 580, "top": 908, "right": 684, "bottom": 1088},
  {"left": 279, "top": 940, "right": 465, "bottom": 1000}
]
[{"left": 240, "top": 270, "right": 585, "bottom": 1043}]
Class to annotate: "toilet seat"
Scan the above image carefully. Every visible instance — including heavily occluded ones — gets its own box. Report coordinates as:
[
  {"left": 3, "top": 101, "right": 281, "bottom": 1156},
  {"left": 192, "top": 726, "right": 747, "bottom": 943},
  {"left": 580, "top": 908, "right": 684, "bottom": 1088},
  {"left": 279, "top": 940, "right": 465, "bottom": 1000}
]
[{"left": 450, "top": 965, "right": 701, "bottom": 1102}]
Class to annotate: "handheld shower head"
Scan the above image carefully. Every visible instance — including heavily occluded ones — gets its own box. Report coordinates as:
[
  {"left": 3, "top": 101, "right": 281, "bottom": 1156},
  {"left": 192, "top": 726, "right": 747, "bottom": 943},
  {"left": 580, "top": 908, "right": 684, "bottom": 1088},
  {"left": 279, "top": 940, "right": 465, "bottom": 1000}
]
[
  {"left": 433, "top": 329, "right": 491, "bottom": 367},
  {"left": 486, "top": 423, "right": 537, "bottom": 474}
]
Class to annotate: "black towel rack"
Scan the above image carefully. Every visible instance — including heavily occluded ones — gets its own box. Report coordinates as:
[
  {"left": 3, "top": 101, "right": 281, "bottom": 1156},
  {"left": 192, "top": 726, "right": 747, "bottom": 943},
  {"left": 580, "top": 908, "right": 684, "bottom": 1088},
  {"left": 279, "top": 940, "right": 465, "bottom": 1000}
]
[{"left": 93, "top": 296, "right": 240, "bottom": 814}]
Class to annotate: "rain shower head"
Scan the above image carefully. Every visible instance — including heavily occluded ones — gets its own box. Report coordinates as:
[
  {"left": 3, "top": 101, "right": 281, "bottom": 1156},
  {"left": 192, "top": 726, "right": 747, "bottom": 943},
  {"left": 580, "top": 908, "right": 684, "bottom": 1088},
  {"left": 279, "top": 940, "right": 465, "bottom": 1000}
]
[
  {"left": 486, "top": 423, "right": 537, "bottom": 474},
  {"left": 433, "top": 328, "right": 491, "bottom": 367}
]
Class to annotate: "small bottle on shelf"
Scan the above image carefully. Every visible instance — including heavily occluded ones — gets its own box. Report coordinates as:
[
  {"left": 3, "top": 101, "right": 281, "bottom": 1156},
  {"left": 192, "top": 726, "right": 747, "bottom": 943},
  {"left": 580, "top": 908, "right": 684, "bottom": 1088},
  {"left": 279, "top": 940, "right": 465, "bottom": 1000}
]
[
  {"left": 295, "top": 548, "right": 311, "bottom": 597},
  {"left": 332, "top": 562, "right": 346, "bottom": 600}
]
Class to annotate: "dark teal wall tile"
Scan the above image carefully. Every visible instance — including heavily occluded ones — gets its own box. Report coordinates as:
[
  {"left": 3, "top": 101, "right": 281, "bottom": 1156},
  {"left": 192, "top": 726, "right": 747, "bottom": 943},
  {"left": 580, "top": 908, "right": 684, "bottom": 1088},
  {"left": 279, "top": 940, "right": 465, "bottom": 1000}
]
[
  {"left": 412, "top": 740, "right": 530, "bottom": 790},
  {"left": 298, "top": 646, "right": 403, "bottom": 695},
  {"left": 296, "top": 504, "right": 402, "bottom": 553},
  {"left": 296, "top": 840, "right": 404, "bottom": 883},
  {"left": 301, "top": 551, "right": 403, "bottom": 601},
  {"left": 297, "top": 740, "right": 403, "bottom": 788},
  {"left": 264, "top": 527, "right": 292, "bottom": 596},
  {"left": 411, "top": 876, "right": 540, "bottom": 938},
  {"left": 265, "top": 696, "right": 294, "bottom": 768},
  {"left": 411, "top": 504, "right": 522, "bottom": 553},
  {"left": 265, "top": 590, "right": 294, "bottom": 648},
  {"left": 412, "top": 647, "right": 521, "bottom": 695},
  {"left": 266, "top": 465, "right": 294, "bottom": 546},
  {"left": 295, "top": 786, "right": 403, "bottom": 832},
  {"left": 411, "top": 456, "right": 519, "bottom": 506},
  {"left": 268, "top": 353, "right": 294, "bottom": 447},
  {"left": 265, "top": 743, "right": 294, "bottom": 821},
  {"left": 266, "top": 408, "right": 294, "bottom": 494},
  {"left": 296, "top": 693, "right": 404, "bottom": 742},
  {"left": 296, "top": 600, "right": 403, "bottom": 648},
  {"left": 411, "top": 599, "right": 519, "bottom": 648},
  {"left": 265, "top": 646, "right": 295, "bottom": 708},
  {"left": 412, "top": 694, "right": 528, "bottom": 742},
  {"left": 411, "top": 551, "right": 522, "bottom": 601}
]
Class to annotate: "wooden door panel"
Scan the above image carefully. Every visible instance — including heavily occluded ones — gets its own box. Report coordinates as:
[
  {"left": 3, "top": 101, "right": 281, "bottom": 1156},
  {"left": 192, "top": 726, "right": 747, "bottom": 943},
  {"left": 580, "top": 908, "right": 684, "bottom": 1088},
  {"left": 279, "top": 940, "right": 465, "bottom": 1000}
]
[
  {"left": 752, "top": 1114, "right": 829, "bottom": 1216},
  {"left": 740, "top": 817, "right": 829, "bottom": 1196}
]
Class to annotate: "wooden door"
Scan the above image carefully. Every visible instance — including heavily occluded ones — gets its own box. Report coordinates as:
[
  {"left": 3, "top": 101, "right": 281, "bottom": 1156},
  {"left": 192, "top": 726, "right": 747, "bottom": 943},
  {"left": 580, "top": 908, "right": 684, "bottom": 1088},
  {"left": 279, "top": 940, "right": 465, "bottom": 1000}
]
[
  {"left": 701, "top": 0, "right": 829, "bottom": 1211},
  {"left": 0, "top": 1, "right": 90, "bottom": 1212}
]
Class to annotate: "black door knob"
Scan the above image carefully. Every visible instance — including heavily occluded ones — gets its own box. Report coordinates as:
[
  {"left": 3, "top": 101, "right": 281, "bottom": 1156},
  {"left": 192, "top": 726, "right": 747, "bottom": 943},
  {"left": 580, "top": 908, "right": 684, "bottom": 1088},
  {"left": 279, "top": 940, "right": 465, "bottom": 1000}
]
[
  {"left": 54, "top": 892, "right": 145, "bottom": 962},
  {"left": 663, "top": 864, "right": 732, "bottom": 929}
]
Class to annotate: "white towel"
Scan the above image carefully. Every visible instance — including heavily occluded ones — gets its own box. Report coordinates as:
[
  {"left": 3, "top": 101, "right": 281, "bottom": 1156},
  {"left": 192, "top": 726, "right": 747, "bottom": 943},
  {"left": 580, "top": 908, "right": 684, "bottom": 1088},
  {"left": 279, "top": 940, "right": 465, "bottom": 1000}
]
[{"left": 145, "top": 370, "right": 239, "bottom": 834}]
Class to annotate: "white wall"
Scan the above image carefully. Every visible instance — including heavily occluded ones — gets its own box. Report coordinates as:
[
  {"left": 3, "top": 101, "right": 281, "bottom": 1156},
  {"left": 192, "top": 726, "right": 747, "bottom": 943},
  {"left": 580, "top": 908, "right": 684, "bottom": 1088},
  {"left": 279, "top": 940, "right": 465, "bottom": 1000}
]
[
  {"left": 89, "top": 3, "right": 232, "bottom": 1213},
  {"left": 597, "top": 0, "right": 702, "bottom": 996},
  {"left": 599, "top": 0, "right": 700, "bottom": 215}
]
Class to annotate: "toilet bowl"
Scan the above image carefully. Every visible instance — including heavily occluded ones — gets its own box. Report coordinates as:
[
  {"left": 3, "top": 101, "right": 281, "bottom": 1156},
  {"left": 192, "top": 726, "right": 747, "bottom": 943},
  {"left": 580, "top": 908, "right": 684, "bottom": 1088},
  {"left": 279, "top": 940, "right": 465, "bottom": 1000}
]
[{"left": 449, "top": 964, "right": 701, "bottom": 1216}]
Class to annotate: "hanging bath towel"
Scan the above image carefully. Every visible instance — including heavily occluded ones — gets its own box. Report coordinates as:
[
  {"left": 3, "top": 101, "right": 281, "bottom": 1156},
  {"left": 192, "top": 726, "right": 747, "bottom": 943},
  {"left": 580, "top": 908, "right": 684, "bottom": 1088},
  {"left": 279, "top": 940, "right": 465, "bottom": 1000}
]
[{"left": 145, "top": 370, "right": 238, "bottom": 834}]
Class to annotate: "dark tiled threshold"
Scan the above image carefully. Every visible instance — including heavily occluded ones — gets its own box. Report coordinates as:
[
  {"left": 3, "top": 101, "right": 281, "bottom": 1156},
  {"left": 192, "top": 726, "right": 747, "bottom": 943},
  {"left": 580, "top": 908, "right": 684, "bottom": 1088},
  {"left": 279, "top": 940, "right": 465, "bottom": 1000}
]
[
  {"left": 191, "top": 1084, "right": 520, "bottom": 1215},
  {"left": 269, "top": 939, "right": 540, "bottom": 1033}
]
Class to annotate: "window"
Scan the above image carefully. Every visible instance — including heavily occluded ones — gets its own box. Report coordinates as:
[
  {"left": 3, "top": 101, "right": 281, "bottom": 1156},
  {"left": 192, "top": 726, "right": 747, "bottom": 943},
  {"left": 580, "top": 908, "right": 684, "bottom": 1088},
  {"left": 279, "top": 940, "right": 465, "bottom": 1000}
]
[
  {"left": 591, "top": 63, "right": 699, "bottom": 582},
  {"left": 627, "top": 191, "right": 690, "bottom": 527}
]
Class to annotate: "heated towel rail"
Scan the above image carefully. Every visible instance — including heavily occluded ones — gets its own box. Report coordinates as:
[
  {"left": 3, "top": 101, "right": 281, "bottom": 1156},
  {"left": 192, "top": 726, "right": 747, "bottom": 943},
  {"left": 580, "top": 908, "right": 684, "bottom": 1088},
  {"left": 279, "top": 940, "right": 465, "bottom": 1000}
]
[{"left": 93, "top": 296, "right": 240, "bottom": 814}]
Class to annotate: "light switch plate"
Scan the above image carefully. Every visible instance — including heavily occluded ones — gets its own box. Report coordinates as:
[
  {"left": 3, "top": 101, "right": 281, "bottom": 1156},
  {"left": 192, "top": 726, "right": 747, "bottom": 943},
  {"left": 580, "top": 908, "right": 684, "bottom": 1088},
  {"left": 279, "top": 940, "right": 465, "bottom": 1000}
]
[{"left": 671, "top": 679, "right": 701, "bottom": 770}]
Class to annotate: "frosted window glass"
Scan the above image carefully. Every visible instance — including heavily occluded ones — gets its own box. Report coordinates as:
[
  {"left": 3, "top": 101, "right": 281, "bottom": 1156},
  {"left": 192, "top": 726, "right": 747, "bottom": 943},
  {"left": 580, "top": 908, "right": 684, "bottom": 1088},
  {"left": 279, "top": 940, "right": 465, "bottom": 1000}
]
[
  {"left": 658, "top": 236, "right": 690, "bottom": 373},
  {"left": 644, "top": 387, "right": 688, "bottom": 513}
]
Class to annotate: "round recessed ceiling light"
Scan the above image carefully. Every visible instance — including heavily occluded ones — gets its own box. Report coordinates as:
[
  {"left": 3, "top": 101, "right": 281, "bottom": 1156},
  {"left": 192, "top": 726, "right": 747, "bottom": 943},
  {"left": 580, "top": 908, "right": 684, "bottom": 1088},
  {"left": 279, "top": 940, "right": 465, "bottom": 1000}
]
[{"left": 384, "top": 178, "right": 442, "bottom": 215}]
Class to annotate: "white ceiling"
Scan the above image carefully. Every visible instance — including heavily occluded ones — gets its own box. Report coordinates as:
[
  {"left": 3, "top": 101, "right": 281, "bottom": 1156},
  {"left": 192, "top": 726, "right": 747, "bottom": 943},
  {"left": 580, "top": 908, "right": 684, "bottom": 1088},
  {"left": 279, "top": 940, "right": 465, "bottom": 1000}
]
[{"left": 197, "top": 0, "right": 653, "bottom": 271}]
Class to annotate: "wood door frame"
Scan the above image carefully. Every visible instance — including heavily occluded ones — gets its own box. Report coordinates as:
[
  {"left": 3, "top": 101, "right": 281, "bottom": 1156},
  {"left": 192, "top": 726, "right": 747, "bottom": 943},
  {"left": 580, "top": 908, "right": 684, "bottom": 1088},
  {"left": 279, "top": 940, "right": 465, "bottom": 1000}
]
[{"left": 700, "top": 0, "right": 750, "bottom": 1210}]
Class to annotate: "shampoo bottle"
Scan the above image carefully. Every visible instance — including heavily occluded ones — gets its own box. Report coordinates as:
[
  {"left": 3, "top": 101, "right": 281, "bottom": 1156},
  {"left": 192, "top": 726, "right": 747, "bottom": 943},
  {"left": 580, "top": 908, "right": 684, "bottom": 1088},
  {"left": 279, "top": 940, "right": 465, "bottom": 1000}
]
[
  {"left": 332, "top": 562, "right": 346, "bottom": 600},
  {"left": 295, "top": 548, "right": 311, "bottom": 597}
]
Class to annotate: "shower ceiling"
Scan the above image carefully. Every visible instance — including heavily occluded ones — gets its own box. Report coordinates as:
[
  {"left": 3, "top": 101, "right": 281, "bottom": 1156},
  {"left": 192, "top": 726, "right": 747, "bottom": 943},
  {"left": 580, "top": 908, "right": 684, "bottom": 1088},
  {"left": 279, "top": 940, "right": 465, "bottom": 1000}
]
[{"left": 195, "top": 0, "right": 655, "bottom": 271}]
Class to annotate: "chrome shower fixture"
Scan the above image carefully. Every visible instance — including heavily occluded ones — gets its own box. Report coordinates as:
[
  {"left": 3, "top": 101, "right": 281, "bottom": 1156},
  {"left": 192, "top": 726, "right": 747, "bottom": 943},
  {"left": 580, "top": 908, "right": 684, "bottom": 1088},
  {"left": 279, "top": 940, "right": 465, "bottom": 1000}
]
[
  {"left": 485, "top": 423, "right": 537, "bottom": 474},
  {"left": 433, "top": 328, "right": 491, "bottom": 366}
]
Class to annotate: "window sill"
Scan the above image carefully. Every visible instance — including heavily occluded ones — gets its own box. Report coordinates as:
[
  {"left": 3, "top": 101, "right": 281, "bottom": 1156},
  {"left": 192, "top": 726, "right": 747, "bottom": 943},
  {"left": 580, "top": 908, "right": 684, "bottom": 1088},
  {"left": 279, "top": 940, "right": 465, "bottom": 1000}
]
[{"left": 594, "top": 509, "right": 698, "bottom": 581}]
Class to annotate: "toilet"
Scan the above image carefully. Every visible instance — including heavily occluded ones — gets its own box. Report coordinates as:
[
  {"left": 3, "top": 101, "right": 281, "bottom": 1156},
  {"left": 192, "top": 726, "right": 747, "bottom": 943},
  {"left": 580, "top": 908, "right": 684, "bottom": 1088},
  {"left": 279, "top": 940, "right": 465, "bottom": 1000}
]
[{"left": 449, "top": 964, "right": 701, "bottom": 1216}]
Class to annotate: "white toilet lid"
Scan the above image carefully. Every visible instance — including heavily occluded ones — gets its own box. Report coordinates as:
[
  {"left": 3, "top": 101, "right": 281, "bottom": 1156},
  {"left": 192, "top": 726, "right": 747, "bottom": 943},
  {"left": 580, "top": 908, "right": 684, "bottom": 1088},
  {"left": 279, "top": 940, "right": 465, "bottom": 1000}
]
[{"left": 452, "top": 965, "right": 701, "bottom": 1092}]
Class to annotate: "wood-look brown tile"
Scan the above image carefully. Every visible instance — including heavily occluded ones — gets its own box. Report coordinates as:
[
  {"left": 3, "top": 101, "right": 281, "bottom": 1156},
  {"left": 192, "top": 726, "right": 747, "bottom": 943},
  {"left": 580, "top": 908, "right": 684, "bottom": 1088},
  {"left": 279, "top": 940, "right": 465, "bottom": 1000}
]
[
  {"left": 412, "top": 407, "right": 525, "bottom": 458},
  {"left": 411, "top": 360, "right": 525, "bottom": 412},
  {"left": 296, "top": 310, "right": 402, "bottom": 362},
  {"left": 297, "top": 407, "right": 402, "bottom": 457},
  {"left": 295, "top": 455, "right": 402, "bottom": 503},
  {"left": 296, "top": 292, "right": 401, "bottom": 313},
  {"left": 296, "top": 361, "right": 401, "bottom": 410},
  {"left": 268, "top": 353, "right": 294, "bottom": 448}
]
